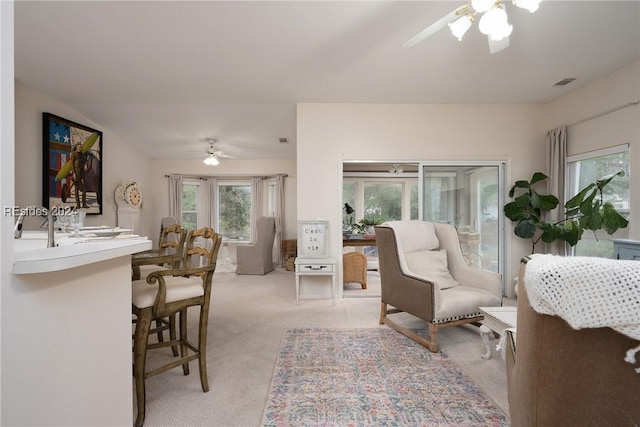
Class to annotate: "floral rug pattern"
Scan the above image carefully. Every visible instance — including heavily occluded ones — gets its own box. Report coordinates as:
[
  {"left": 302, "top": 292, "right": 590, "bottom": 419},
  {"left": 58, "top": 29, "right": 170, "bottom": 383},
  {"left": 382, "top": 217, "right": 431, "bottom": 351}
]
[{"left": 262, "top": 328, "right": 508, "bottom": 427}]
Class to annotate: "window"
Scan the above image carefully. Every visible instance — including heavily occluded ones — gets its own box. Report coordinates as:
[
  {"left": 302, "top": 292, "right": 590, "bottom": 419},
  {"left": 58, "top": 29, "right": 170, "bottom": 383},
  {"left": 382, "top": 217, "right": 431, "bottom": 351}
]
[
  {"left": 181, "top": 180, "right": 199, "bottom": 231},
  {"left": 420, "top": 162, "right": 505, "bottom": 279},
  {"left": 217, "top": 181, "right": 252, "bottom": 241},
  {"left": 364, "top": 182, "right": 402, "bottom": 221},
  {"left": 567, "top": 145, "right": 629, "bottom": 258},
  {"left": 180, "top": 179, "right": 254, "bottom": 241}
]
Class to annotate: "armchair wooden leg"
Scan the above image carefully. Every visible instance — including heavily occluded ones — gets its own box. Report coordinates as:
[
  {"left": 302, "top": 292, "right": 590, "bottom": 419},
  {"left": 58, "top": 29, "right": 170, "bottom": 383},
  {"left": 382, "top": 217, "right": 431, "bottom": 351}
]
[
  {"left": 379, "top": 302, "right": 387, "bottom": 325},
  {"left": 133, "top": 308, "right": 152, "bottom": 427}
]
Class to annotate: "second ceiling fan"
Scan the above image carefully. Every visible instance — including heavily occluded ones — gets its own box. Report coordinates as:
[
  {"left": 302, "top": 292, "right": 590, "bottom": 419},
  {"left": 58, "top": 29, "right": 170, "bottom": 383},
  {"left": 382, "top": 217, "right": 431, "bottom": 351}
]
[{"left": 403, "top": 0, "right": 542, "bottom": 54}]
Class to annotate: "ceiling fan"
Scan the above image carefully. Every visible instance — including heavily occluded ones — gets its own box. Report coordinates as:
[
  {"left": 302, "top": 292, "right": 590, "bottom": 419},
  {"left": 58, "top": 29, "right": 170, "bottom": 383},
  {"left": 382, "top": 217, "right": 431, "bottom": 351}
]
[
  {"left": 403, "top": 0, "right": 542, "bottom": 54},
  {"left": 202, "top": 138, "right": 233, "bottom": 166}
]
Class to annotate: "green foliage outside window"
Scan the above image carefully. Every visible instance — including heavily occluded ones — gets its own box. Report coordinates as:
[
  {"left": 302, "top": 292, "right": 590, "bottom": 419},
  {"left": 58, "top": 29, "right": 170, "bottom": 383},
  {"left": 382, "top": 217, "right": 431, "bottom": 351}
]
[
  {"left": 219, "top": 184, "right": 251, "bottom": 240},
  {"left": 181, "top": 184, "right": 198, "bottom": 230}
]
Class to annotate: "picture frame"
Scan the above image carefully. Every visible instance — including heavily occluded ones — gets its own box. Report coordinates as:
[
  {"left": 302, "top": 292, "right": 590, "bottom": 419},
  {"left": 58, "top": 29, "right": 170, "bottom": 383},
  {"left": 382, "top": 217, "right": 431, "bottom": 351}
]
[
  {"left": 42, "top": 113, "right": 103, "bottom": 214},
  {"left": 298, "top": 220, "right": 330, "bottom": 258}
]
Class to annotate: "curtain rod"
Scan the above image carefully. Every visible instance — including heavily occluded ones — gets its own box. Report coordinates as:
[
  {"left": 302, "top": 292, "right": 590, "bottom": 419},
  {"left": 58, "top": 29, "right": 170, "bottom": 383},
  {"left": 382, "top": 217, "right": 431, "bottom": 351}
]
[
  {"left": 164, "top": 173, "right": 288, "bottom": 180},
  {"left": 567, "top": 100, "right": 639, "bottom": 128}
]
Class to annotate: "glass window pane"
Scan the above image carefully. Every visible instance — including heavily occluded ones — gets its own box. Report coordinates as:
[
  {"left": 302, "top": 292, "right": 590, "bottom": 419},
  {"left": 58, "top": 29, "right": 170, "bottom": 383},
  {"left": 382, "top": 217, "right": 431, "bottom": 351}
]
[
  {"left": 421, "top": 164, "right": 502, "bottom": 274},
  {"left": 218, "top": 183, "right": 252, "bottom": 241},
  {"left": 364, "top": 182, "right": 402, "bottom": 221},
  {"left": 568, "top": 150, "right": 629, "bottom": 258},
  {"left": 181, "top": 183, "right": 198, "bottom": 231},
  {"left": 410, "top": 182, "right": 419, "bottom": 220},
  {"left": 342, "top": 182, "right": 356, "bottom": 230}
]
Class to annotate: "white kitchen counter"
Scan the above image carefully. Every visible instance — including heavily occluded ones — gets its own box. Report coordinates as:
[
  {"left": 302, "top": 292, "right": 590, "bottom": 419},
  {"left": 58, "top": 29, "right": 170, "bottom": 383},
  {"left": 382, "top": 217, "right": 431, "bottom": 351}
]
[
  {"left": 4, "top": 232, "right": 151, "bottom": 426},
  {"left": 13, "top": 232, "right": 151, "bottom": 274}
]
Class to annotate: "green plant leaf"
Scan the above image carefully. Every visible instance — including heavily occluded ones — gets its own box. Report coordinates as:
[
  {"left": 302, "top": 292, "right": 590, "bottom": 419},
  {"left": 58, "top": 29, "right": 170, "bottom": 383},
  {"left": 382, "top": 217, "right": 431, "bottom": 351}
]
[
  {"left": 596, "top": 170, "right": 625, "bottom": 191},
  {"left": 514, "top": 220, "right": 537, "bottom": 239},
  {"left": 503, "top": 201, "right": 523, "bottom": 220},
  {"left": 602, "top": 202, "right": 629, "bottom": 234},
  {"left": 565, "top": 184, "right": 595, "bottom": 210},
  {"left": 529, "top": 172, "right": 548, "bottom": 186},
  {"left": 538, "top": 194, "right": 559, "bottom": 210}
]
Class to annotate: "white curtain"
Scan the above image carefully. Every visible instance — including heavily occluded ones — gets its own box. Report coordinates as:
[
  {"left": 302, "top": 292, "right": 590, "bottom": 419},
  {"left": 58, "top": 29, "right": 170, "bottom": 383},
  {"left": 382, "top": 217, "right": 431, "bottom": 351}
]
[
  {"left": 250, "top": 177, "right": 264, "bottom": 242},
  {"left": 206, "top": 177, "right": 217, "bottom": 229},
  {"left": 167, "top": 175, "right": 183, "bottom": 219},
  {"left": 269, "top": 175, "right": 286, "bottom": 266},
  {"left": 546, "top": 126, "right": 567, "bottom": 255}
]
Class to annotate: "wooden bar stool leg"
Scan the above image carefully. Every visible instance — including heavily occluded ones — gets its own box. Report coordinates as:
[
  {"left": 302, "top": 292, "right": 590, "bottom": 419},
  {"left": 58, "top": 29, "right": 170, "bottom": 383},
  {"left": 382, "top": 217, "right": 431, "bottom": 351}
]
[
  {"left": 179, "top": 308, "right": 190, "bottom": 376},
  {"left": 198, "top": 301, "right": 211, "bottom": 392},
  {"left": 169, "top": 314, "right": 178, "bottom": 357},
  {"left": 133, "top": 308, "right": 152, "bottom": 427}
]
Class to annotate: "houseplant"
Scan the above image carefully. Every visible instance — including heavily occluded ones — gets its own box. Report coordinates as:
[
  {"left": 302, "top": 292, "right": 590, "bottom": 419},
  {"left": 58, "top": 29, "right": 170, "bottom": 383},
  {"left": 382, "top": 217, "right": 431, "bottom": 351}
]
[
  {"left": 504, "top": 170, "right": 628, "bottom": 253},
  {"left": 351, "top": 217, "right": 384, "bottom": 236}
]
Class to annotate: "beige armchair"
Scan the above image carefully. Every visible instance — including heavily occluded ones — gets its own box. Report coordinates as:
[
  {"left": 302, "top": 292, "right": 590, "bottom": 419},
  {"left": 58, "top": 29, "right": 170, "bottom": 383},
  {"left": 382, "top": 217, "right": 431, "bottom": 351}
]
[
  {"left": 506, "top": 257, "right": 640, "bottom": 426},
  {"left": 236, "top": 216, "right": 276, "bottom": 275},
  {"left": 375, "top": 221, "right": 502, "bottom": 352}
]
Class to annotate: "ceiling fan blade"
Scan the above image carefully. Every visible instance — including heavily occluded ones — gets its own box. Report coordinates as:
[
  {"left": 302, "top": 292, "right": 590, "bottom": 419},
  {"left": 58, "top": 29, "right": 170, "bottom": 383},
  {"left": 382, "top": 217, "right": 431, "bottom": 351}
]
[
  {"left": 402, "top": 5, "right": 470, "bottom": 48},
  {"left": 488, "top": 35, "right": 510, "bottom": 54}
]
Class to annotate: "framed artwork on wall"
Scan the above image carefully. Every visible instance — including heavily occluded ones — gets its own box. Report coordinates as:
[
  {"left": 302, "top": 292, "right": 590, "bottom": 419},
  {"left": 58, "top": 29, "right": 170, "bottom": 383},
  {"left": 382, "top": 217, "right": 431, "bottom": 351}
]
[
  {"left": 42, "top": 113, "right": 103, "bottom": 215},
  {"left": 298, "top": 220, "right": 330, "bottom": 258}
]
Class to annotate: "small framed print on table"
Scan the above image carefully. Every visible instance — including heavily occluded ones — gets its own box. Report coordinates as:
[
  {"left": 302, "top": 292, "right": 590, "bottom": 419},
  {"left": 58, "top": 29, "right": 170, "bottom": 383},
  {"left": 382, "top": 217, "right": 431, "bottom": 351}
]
[{"left": 298, "top": 220, "right": 329, "bottom": 258}]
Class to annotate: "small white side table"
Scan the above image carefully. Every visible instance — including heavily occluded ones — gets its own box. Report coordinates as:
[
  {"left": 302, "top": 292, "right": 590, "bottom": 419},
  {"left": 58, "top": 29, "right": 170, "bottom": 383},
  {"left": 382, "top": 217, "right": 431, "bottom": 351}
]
[
  {"left": 294, "top": 257, "right": 337, "bottom": 305},
  {"left": 479, "top": 306, "right": 517, "bottom": 359}
]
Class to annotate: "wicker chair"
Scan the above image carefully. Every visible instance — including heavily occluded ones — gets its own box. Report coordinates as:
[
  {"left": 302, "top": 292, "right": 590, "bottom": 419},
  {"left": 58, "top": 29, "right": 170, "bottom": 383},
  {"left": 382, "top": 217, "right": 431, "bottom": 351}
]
[{"left": 343, "top": 251, "right": 367, "bottom": 289}]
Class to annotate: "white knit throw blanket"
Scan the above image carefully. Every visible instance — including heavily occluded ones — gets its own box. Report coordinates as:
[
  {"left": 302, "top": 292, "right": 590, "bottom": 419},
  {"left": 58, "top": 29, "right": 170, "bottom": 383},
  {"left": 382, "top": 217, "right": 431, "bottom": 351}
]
[{"left": 525, "top": 254, "right": 640, "bottom": 373}]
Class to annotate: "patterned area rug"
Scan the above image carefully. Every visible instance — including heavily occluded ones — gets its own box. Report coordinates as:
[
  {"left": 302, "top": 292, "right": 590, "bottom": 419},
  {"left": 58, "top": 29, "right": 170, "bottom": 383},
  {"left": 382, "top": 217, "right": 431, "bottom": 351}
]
[{"left": 261, "top": 328, "right": 508, "bottom": 427}]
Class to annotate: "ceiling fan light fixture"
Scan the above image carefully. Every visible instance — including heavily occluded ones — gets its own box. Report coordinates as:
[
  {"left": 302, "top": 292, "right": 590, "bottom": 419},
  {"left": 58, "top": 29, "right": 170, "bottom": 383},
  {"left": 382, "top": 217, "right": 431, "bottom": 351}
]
[
  {"left": 449, "top": 14, "right": 473, "bottom": 41},
  {"left": 203, "top": 154, "right": 219, "bottom": 166},
  {"left": 489, "top": 22, "right": 513, "bottom": 41},
  {"left": 471, "top": 0, "right": 496, "bottom": 13},
  {"left": 514, "top": 0, "right": 541, "bottom": 13},
  {"left": 478, "top": 5, "right": 508, "bottom": 35}
]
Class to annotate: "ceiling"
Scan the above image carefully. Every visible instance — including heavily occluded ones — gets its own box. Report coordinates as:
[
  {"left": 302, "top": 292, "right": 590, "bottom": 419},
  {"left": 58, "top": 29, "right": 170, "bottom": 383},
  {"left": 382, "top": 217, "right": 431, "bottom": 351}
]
[{"left": 14, "top": 1, "right": 640, "bottom": 161}]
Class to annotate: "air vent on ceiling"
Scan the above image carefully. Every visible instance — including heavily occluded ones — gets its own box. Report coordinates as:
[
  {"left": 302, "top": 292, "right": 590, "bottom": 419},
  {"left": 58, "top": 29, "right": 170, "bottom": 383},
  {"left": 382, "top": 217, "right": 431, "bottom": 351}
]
[
  {"left": 279, "top": 137, "right": 289, "bottom": 144},
  {"left": 553, "top": 77, "right": 577, "bottom": 86}
]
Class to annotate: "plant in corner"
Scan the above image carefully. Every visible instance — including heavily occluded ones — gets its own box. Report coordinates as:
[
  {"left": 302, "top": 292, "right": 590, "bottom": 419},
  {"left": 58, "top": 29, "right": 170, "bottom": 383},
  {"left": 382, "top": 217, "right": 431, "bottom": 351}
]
[{"left": 504, "top": 170, "right": 629, "bottom": 254}]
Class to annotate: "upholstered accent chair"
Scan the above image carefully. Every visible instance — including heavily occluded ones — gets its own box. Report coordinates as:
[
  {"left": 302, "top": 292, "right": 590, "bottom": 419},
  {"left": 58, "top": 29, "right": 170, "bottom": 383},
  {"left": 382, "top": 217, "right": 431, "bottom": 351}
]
[
  {"left": 375, "top": 221, "right": 502, "bottom": 352},
  {"left": 132, "top": 227, "right": 222, "bottom": 427},
  {"left": 236, "top": 216, "right": 277, "bottom": 275},
  {"left": 506, "top": 257, "right": 640, "bottom": 426}
]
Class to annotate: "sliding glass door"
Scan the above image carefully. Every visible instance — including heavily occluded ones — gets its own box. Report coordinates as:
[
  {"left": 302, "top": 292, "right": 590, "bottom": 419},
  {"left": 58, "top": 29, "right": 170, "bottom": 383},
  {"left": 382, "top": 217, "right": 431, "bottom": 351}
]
[{"left": 420, "top": 162, "right": 505, "bottom": 285}]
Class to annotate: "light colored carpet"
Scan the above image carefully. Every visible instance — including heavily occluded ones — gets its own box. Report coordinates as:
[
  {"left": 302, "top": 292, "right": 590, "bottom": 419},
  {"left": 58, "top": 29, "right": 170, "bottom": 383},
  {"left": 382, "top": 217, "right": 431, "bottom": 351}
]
[
  {"left": 138, "top": 268, "right": 510, "bottom": 427},
  {"left": 343, "top": 270, "right": 381, "bottom": 298}
]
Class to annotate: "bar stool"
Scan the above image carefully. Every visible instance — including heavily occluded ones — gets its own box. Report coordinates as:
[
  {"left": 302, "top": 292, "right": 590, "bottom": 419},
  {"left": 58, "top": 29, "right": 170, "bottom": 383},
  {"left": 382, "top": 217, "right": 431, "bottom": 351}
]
[{"left": 132, "top": 227, "right": 222, "bottom": 427}]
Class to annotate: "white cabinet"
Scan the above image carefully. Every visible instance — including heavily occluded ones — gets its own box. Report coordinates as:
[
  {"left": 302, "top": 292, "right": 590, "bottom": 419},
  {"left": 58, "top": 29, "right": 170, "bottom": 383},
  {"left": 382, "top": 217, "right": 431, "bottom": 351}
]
[
  {"left": 294, "top": 257, "right": 337, "bottom": 305},
  {"left": 613, "top": 239, "right": 640, "bottom": 261}
]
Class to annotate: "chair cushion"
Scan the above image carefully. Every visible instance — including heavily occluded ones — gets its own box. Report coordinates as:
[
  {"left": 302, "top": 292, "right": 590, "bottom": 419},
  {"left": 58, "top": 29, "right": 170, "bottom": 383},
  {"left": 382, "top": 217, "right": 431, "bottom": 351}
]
[
  {"left": 435, "top": 285, "right": 502, "bottom": 323},
  {"left": 404, "top": 249, "right": 459, "bottom": 290},
  {"left": 132, "top": 276, "right": 204, "bottom": 309},
  {"left": 385, "top": 220, "right": 440, "bottom": 253}
]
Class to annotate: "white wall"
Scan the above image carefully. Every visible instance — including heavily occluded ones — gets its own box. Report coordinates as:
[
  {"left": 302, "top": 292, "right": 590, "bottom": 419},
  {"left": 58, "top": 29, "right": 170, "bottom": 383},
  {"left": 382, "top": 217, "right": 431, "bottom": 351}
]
[
  {"left": 14, "top": 81, "right": 154, "bottom": 238},
  {"left": 151, "top": 158, "right": 297, "bottom": 244},
  {"left": 0, "top": 0, "right": 15, "bottom": 418},
  {"left": 297, "top": 103, "right": 548, "bottom": 296},
  {"left": 545, "top": 61, "right": 640, "bottom": 239}
]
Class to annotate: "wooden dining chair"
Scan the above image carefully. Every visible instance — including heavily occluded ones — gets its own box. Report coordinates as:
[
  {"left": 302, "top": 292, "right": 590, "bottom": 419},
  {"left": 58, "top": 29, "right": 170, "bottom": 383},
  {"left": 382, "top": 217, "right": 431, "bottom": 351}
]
[
  {"left": 131, "top": 223, "right": 187, "bottom": 351},
  {"left": 132, "top": 227, "right": 222, "bottom": 427},
  {"left": 131, "top": 222, "right": 187, "bottom": 281}
]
